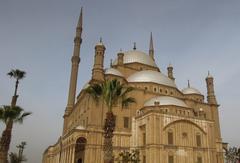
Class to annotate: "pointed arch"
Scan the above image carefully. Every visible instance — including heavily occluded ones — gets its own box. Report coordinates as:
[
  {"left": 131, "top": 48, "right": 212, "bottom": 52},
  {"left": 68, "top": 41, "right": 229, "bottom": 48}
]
[
  {"left": 74, "top": 137, "right": 87, "bottom": 163},
  {"left": 163, "top": 119, "right": 207, "bottom": 135}
]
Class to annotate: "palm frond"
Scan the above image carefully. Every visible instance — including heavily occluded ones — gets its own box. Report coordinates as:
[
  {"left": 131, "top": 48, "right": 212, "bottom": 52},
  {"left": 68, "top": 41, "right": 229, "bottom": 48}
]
[
  {"left": 85, "top": 79, "right": 135, "bottom": 112},
  {"left": 16, "top": 112, "right": 32, "bottom": 124},
  {"left": 7, "top": 69, "right": 26, "bottom": 80},
  {"left": 120, "top": 87, "right": 134, "bottom": 97},
  {"left": 0, "top": 105, "right": 31, "bottom": 124},
  {"left": 122, "top": 97, "right": 136, "bottom": 108},
  {"left": 7, "top": 71, "right": 14, "bottom": 77},
  {"left": 85, "top": 83, "right": 103, "bottom": 103}
]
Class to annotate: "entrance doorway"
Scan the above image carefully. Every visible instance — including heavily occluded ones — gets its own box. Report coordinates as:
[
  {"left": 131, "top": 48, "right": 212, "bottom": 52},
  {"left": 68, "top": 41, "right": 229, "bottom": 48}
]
[{"left": 75, "top": 137, "right": 87, "bottom": 163}]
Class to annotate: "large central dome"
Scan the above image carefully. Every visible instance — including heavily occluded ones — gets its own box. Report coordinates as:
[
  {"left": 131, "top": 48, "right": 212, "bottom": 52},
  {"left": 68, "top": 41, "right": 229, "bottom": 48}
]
[
  {"left": 113, "top": 50, "right": 157, "bottom": 67},
  {"left": 127, "top": 70, "right": 177, "bottom": 88}
]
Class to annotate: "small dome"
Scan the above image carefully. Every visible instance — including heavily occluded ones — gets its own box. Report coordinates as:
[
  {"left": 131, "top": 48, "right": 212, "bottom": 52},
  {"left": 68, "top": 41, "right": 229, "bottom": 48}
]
[
  {"left": 82, "top": 83, "right": 90, "bottom": 89},
  {"left": 127, "top": 70, "right": 177, "bottom": 88},
  {"left": 144, "top": 96, "right": 188, "bottom": 108},
  {"left": 95, "top": 42, "right": 104, "bottom": 46},
  {"left": 113, "top": 50, "right": 157, "bottom": 67},
  {"left": 182, "top": 87, "right": 202, "bottom": 95},
  {"left": 105, "top": 68, "right": 124, "bottom": 77},
  {"left": 95, "top": 38, "right": 105, "bottom": 46}
]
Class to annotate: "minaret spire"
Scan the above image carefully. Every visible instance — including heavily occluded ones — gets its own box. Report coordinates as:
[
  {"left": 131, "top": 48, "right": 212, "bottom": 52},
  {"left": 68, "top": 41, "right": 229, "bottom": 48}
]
[
  {"left": 188, "top": 80, "right": 190, "bottom": 88},
  {"left": 133, "top": 42, "right": 136, "bottom": 50},
  {"left": 149, "top": 32, "right": 154, "bottom": 60},
  {"left": 65, "top": 8, "right": 83, "bottom": 116},
  {"left": 77, "top": 7, "right": 83, "bottom": 29}
]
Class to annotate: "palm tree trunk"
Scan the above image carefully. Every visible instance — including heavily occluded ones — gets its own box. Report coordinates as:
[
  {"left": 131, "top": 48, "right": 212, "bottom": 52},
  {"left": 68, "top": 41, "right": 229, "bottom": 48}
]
[
  {"left": 14, "top": 80, "right": 19, "bottom": 97},
  {"left": 11, "top": 80, "right": 19, "bottom": 107},
  {"left": 0, "top": 120, "right": 13, "bottom": 163},
  {"left": 11, "top": 95, "right": 18, "bottom": 108},
  {"left": 0, "top": 94, "right": 18, "bottom": 163},
  {"left": 103, "top": 111, "right": 115, "bottom": 163}
]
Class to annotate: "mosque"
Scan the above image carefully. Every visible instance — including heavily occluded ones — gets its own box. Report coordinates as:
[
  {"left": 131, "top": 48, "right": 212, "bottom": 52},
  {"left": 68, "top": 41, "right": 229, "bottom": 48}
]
[{"left": 42, "top": 8, "right": 225, "bottom": 163}]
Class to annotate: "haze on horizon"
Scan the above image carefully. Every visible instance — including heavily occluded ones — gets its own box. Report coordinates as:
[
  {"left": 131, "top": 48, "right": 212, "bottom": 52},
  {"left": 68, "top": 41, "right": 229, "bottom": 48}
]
[{"left": 0, "top": 0, "right": 240, "bottom": 162}]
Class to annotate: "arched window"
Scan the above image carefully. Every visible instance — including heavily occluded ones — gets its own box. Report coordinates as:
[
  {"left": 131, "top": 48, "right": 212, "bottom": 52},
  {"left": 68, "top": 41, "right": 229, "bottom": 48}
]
[
  {"left": 168, "top": 155, "right": 174, "bottom": 163},
  {"left": 168, "top": 130, "right": 174, "bottom": 145},
  {"left": 196, "top": 134, "right": 201, "bottom": 147},
  {"left": 143, "top": 132, "right": 146, "bottom": 145}
]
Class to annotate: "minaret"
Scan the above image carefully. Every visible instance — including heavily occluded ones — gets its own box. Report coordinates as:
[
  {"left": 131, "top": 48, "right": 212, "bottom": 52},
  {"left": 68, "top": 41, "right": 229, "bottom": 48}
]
[
  {"left": 206, "top": 72, "right": 222, "bottom": 143},
  {"left": 65, "top": 8, "right": 83, "bottom": 116},
  {"left": 167, "top": 63, "right": 175, "bottom": 81},
  {"left": 149, "top": 32, "right": 154, "bottom": 60},
  {"left": 206, "top": 71, "right": 217, "bottom": 105},
  {"left": 92, "top": 38, "right": 106, "bottom": 82},
  {"left": 117, "top": 49, "right": 124, "bottom": 65}
]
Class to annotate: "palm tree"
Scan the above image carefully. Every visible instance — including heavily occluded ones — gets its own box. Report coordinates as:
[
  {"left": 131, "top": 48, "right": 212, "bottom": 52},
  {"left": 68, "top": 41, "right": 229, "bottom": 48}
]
[
  {"left": 86, "top": 79, "right": 135, "bottom": 163},
  {"left": 0, "top": 106, "right": 31, "bottom": 163},
  {"left": 16, "top": 141, "right": 27, "bottom": 162},
  {"left": 7, "top": 69, "right": 26, "bottom": 107}
]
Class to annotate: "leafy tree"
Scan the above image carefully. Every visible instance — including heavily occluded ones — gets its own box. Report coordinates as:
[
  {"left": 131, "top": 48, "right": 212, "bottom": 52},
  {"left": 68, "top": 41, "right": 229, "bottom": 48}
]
[
  {"left": 225, "top": 147, "right": 240, "bottom": 163},
  {"left": 9, "top": 151, "right": 27, "bottom": 163},
  {"left": 9, "top": 153, "right": 19, "bottom": 163},
  {"left": 86, "top": 79, "right": 135, "bottom": 163},
  {"left": 116, "top": 150, "right": 140, "bottom": 163},
  {"left": 0, "top": 106, "right": 31, "bottom": 163}
]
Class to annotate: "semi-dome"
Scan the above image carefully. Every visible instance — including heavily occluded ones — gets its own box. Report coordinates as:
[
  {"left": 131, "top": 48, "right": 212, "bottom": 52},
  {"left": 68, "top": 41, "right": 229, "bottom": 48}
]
[
  {"left": 182, "top": 87, "right": 202, "bottom": 95},
  {"left": 105, "top": 68, "right": 124, "bottom": 77},
  {"left": 113, "top": 50, "right": 157, "bottom": 67},
  {"left": 127, "top": 70, "right": 177, "bottom": 88},
  {"left": 144, "top": 96, "right": 188, "bottom": 108}
]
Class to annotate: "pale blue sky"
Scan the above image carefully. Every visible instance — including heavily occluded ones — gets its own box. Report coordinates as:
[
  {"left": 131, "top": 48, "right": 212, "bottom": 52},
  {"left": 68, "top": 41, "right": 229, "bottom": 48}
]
[{"left": 0, "top": 0, "right": 240, "bottom": 162}]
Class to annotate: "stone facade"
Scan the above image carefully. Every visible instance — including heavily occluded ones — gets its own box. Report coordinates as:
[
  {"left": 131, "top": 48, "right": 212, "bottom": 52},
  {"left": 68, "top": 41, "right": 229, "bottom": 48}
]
[{"left": 42, "top": 9, "right": 225, "bottom": 163}]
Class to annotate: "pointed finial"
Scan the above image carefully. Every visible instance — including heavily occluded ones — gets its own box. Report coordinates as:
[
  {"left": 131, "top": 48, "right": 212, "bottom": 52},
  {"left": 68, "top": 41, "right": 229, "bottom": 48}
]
[
  {"left": 207, "top": 71, "right": 213, "bottom": 78},
  {"left": 95, "top": 37, "right": 104, "bottom": 46},
  {"left": 168, "top": 62, "right": 173, "bottom": 68},
  {"left": 149, "top": 32, "right": 154, "bottom": 59},
  {"left": 110, "top": 59, "right": 113, "bottom": 67},
  {"left": 188, "top": 80, "right": 190, "bottom": 88},
  {"left": 120, "top": 48, "right": 122, "bottom": 52},
  {"left": 133, "top": 42, "right": 136, "bottom": 50},
  {"left": 77, "top": 7, "right": 83, "bottom": 28},
  {"left": 149, "top": 32, "right": 154, "bottom": 51}
]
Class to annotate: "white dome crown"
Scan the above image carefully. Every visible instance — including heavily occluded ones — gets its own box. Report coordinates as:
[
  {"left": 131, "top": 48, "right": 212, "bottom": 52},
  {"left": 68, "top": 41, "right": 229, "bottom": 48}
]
[
  {"left": 127, "top": 70, "right": 177, "bottom": 88},
  {"left": 113, "top": 50, "right": 157, "bottom": 67},
  {"left": 144, "top": 96, "right": 188, "bottom": 108},
  {"left": 182, "top": 80, "right": 202, "bottom": 95}
]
